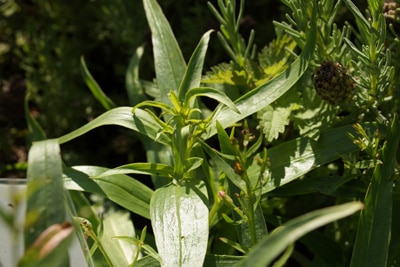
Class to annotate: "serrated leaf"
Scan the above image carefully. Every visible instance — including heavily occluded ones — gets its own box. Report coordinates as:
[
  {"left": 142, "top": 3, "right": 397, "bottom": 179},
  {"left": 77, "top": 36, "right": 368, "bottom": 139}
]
[
  {"left": 258, "top": 105, "right": 291, "bottom": 142},
  {"left": 203, "top": 5, "right": 317, "bottom": 139},
  {"left": 150, "top": 181, "right": 208, "bottom": 267}
]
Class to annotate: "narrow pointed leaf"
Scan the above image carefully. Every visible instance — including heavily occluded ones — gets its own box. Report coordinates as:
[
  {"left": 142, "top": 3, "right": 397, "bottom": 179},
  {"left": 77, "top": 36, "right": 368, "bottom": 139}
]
[
  {"left": 80, "top": 56, "right": 116, "bottom": 110},
  {"left": 100, "top": 212, "right": 138, "bottom": 266},
  {"left": 151, "top": 181, "right": 208, "bottom": 267},
  {"left": 143, "top": 0, "right": 186, "bottom": 105},
  {"left": 24, "top": 93, "right": 46, "bottom": 142},
  {"left": 185, "top": 87, "right": 240, "bottom": 113},
  {"left": 64, "top": 166, "right": 153, "bottom": 219},
  {"left": 126, "top": 45, "right": 147, "bottom": 106},
  {"left": 239, "top": 202, "right": 364, "bottom": 267},
  {"left": 178, "top": 30, "right": 213, "bottom": 101},
  {"left": 58, "top": 107, "right": 170, "bottom": 145},
  {"left": 258, "top": 124, "right": 369, "bottom": 193},
  {"left": 200, "top": 139, "right": 246, "bottom": 191},
  {"left": 350, "top": 116, "right": 400, "bottom": 267},
  {"left": 93, "top": 162, "right": 173, "bottom": 178}
]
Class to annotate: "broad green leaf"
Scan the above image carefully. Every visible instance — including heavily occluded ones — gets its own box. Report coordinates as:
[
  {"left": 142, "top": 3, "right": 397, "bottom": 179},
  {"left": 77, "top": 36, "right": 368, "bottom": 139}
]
[
  {"left": 24, "top": 140, "right": 66, "bottom": 247},
  {"left": 185, "top": 87, "right": 240, "bottom": 114},
  {"left": 64, "top": 166, "right": 153, "bottom": 219},
  {"left": 150, "top": 181, "right": 208, "bottom": 267},
  {"left": 93, "top": 162, "right": 173, "bottom": 179},
  {"left": 100, "top": 211, "right": 138, "bottom": 266},
  {"left": 80, "top": 56, "right": 116, "bottom": 110},
  {"left": 239, "top": 202, "right": 364, "bottom": 267},
  {"left": 178, "top": 30, "right": 213, "bottom": 101},
  {"left": 388, "top": 201, "right": 400, "bottom": 266},
  {"left": 350, "top": 116, "right": 400, "bottom": 267},
  {"left": 143, "top": 0, "right": 186, "bottom": 106},
  {"left": 256, "top": 124, "right": 366, "bottom": 193},
  {"left": 203, "top": 4, "right": 317, "bottom": 139},
  {"left": 135, "top": 254, "right": 245, "bottom": 267},
  {"left": 270, "top": 175, "right": 365, "bottom": 199},
  {"left": 58, "top": 107, "right": 170, "bottom": 146},
  {"left": 126, "top": 45, "right": 147, "bottom": 106}
]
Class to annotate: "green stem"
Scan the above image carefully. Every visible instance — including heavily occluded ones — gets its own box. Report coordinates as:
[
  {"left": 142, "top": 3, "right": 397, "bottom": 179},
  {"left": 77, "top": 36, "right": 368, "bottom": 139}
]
[{"left": 241, "top": 166, "right": 258, "bottom": 246}]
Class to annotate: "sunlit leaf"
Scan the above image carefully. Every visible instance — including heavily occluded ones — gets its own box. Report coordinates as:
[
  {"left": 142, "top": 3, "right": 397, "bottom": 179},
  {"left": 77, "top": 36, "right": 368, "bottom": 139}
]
[
  {"left": 150, "top": 181, "right": 208, "bottom": 267},
  {"left": 178, "top": 30, "right": 213, "bottom": 101},
  {"left": 64, "top": 166, "right": 153, "bottom": 219},
  {"left": 143, "top": 0, "right": 186, "bottom": 106}
]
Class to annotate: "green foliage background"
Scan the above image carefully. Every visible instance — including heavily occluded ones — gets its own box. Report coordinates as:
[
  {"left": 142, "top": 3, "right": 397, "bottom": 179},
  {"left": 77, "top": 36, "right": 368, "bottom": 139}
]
[{"left": 1, "top": 0, "right": 291, "bottom": 175}]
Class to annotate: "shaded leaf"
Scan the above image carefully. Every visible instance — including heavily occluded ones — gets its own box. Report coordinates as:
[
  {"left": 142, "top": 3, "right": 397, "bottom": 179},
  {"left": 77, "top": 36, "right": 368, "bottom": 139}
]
[{"left": 350, "top": 116, "right": 400, "bottom": 267}]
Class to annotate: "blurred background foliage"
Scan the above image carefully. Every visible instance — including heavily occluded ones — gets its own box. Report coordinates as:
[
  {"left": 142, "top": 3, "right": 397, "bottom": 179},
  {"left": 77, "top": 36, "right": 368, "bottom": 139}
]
[{"left": 0, "top": 0, "right": 366, "bottom": 178}]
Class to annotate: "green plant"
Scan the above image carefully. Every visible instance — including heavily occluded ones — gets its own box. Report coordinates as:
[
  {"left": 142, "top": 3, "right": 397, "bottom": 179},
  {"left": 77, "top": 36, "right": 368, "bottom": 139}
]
[{"left": 16, "top": 0, "right": 400, "bottom": 266}]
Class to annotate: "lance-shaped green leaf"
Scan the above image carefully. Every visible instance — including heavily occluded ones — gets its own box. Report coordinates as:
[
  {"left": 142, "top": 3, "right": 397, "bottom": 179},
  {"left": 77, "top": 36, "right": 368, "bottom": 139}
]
[
  {"left": 24, "top": 139, "right": 68, "bottom": 261},
  {"left": 143, "top": 0, "right": 186, "bottom": 106},
  {"left": 178, "top": 30, "right": 213, "bottom": 101},
  {"left": 126, "top": 45, "right": 147, "bottom": 106},
  {"left": 24, "top": 93, "right": 46, "bottom": 142},
  {"left": 185, "top": 87, "right": 240, "bottom": 114},
  {"left": 200, "top": 139, "right": 246, "bottom": 191},
  {"left": 80, "top": 56, "right": 116, "bottom": 110},
  {"left": 203, "top": 3, "right": 317, "bottom": 139},
  {"left": 255, "top": 124, "right": 366, "bottom": 193},
  {"left": 343, "top": 0, "right": 370, "bottom": 42},
  {"left": 151, "top": 181, "right": 209, "bottom": 267},
  {"left": 64, "top": 166, "right": 153, "bottom": 219},
  {"left": 58, "top": 107, "right": 170, "bottom": 146},
  {"left": 99, "top": 211, "right": 138, "bottom": 266},
  {"left": 239, "top": 201, "right": 364, "bottom": 267},
  {"left": 350, "top": 116, "right": 400, "bottom": 267},
  {"left": 92, "top": 163, "right": 173, "bottom": 179}
]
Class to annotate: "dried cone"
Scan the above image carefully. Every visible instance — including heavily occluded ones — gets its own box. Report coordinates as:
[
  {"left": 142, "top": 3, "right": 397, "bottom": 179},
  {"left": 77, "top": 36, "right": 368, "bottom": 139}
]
[{"left": 312, "top": 61, "right": 354, "bottom": 104}]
